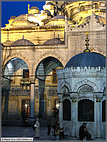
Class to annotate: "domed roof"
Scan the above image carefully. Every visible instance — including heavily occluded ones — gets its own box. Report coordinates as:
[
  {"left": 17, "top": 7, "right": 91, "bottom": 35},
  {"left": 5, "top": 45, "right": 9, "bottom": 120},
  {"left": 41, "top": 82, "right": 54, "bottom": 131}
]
[
  {"left": 65, "top": 52, "right": 106, "bottom": 68},
  {"left": 42, "top": 10, "right": 52, "bottom": 16},
  {"left": 10, "top": 16, "right": 16, "bottom": 20},
  {"left": 42, "top": 38, "right": 64, "bottom": 45},
  {"left": 46, "top": 2, "right": 54, "bottom": 6},
  {"left": 31, "top": 6, "right": 39, "bottom": 10},
  {"left": 11, "top": 38, "right": 34, "bottom": 46},
  {"left": 13, "top": 14, "right": 27, "bottom": 22}
]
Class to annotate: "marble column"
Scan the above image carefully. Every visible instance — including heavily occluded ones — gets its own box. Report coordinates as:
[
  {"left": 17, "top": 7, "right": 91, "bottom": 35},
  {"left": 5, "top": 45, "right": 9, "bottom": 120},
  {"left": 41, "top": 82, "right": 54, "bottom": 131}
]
[
  {"left": 30, "top": 82, "right": 35, "bottom": 118},
  {"left": 37, "top": 63, "right": 45, "bottom": 118},
  {"left": 71, "top": 97, "right": 77, "bottom": 137},
  {"left": 39, "top": 80, "right": 45, "bottom": 118},
  {"left": 95, "top": 97, "right": 102, "bottom": 138},
  {"left": 59, "top": 96, "right": 63, "bottom": 127}
]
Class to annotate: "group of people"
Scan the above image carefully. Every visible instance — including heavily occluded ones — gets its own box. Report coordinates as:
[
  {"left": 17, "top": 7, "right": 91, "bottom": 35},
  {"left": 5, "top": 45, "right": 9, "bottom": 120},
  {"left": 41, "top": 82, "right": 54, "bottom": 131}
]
[
  {"left": 33, "top": 117, "right": 92, "bottom": 140},
  {"left": 22, "top": 111, "right": 91, "bottom": 140}
]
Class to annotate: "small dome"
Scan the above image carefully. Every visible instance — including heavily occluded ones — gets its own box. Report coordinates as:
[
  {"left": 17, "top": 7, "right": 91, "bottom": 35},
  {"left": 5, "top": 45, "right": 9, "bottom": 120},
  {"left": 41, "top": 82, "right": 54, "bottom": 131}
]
[
  {"left": 46, "top": 2, "right": 54, "bottom": 6},
  {"left": 42, "top": 10, "right": 52, "bottom": 16},
  {"left": 31, "top": 6, "right": 39, "bottom": 10},
  {"left": 10, "top": 16, "right": 16, "bottom": 20},
  {"left": 65, "top": 52, "right": 106, "bottom": 68},
  {"left": 11, "top": 38, "right": 34, "bottom": 46},
  {"left": 42, "top": 38, "right": 64, "bottom": 45}
]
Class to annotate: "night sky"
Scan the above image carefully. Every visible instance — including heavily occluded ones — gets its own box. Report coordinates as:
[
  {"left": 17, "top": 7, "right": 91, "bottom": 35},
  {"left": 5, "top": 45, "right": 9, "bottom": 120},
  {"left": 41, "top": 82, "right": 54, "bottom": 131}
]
[{"left": 1, "top": 1, "right": 45, "bottom": 27}]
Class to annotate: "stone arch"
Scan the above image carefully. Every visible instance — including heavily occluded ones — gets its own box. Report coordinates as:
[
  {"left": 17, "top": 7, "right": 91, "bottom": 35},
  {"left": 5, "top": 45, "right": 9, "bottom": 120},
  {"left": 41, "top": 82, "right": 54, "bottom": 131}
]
[
  {"left": 59, "top": 81, "right": 71, "bottom": 93},
  {"left": 3, "top": 53, "right": 31, "bottom": 73},
  {"left": 100, "top": 82, "right": 106, "bottom": 92},
  {"left": 73, "top": 79, "right": 98, "bottom": 92},
  {"left": 78, "top": 84, "right": 94, "bottom": 93},
  {"left": 93, "top": 2, "right": 99, "bottom": 9},
  {"left": 32, "top": 52, "right": 65, "bottom": 75}
]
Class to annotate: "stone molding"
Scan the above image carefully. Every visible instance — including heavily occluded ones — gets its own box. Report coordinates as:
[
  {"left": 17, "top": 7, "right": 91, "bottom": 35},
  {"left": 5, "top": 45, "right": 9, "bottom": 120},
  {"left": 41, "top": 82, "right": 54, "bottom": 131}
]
[
  {"left": 73, "top": 79, "right": 98, "bottom": 92},
  {"left": 100, "top": 82, "right": 106, "bottom": 92},
  {"left": 3, "top": 53, "right": 31, "bottom": 72},
  {"left": 68, "top": 12, "right": 106, "bottom": 32},
  {"left": 59, "top": 81, "right": 71, "bottom": 93}
]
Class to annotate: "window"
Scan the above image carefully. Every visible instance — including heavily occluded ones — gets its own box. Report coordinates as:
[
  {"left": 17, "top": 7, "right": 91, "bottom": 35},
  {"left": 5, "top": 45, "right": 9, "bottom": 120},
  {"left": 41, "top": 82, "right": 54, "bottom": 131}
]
[
  {"left": 52, "top": 69, "right": 58, "bottom": 84},
  {"left": 80, "top": 6, "right": 85, "bottom": 11},
  {"left": 23, "top": 69, "right": 29, "bottom": 78},
  {"left": 21, "top": 99, "right": 30, "bottom": 117},
  {"left": 102, "top": 100, "right": 106, "bottom": 122},
  {"left": 93, "top": 3, "right": 99, "bottom": 9},
  {"left": 63, "top": 99, "right": 71, "bottom": 121},
  {"left": 78, "top": 99, "right": 94, "bottom": 121}
]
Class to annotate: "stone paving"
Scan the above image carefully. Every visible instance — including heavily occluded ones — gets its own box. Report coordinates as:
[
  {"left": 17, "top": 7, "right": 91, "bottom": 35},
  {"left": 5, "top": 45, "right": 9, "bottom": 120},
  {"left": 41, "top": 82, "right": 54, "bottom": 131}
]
[
  {"left": 1, "top": 126, "right": 78, "bottom": 141},
  {"left": 1, "top": 126, "right": 105, "bottom": 141}
]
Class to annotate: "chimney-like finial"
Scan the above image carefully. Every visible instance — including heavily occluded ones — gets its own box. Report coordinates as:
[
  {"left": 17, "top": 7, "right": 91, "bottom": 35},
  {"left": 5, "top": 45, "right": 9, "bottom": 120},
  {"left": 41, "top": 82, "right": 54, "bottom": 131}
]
[
  {"left": 28, "top": 4, "right": 30, "bottom": 14},
  {"left": 23, "top": 34, "right": 24, "bottom": 39},
  {"left": 84, "top": 31, "right": 90, "bottom": 52}
]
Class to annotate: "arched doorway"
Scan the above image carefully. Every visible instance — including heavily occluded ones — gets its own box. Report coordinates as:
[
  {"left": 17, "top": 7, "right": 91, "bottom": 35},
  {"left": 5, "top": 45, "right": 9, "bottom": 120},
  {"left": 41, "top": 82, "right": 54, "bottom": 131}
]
[
  {"left": 35, "top": 56, "right": 63, "bottom": 118},
  {"left": 2, "top": 57, "right": 30, "bottom": 120}
]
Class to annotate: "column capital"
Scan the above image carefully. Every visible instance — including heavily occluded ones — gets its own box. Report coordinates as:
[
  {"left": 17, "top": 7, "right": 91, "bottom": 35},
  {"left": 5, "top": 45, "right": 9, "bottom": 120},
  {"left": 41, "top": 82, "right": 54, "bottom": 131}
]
[
  {"left": 71, "top": 97, "right": 77, "bottom": 103},
  {"left": 96, "top": 97, "right": 102, "bottom": 102}
]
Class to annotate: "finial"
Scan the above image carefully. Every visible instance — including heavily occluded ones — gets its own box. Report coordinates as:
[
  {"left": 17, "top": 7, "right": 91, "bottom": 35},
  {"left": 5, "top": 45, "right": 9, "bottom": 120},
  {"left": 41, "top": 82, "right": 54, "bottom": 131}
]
[
  {"left": 84, "top": 31, "right": 90, "bottom": 52},
  {"left": 23, "top": 34, "right": 24, "bottom": 39},
  {"left": 28, "top": 4, "right": 30, "bottom": 13}
]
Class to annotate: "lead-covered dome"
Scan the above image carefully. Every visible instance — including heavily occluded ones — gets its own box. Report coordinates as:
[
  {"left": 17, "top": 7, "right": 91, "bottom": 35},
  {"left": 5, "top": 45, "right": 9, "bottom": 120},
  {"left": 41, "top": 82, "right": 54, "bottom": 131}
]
[
  {"left": 11, "top": 38, "right": 34, "bottom": 46},
  {"left": 42, "top": 38, "right": 64, "bottom": 45},
  {"left": 65, "top": 52, "right": 106, "bottom": 68}
]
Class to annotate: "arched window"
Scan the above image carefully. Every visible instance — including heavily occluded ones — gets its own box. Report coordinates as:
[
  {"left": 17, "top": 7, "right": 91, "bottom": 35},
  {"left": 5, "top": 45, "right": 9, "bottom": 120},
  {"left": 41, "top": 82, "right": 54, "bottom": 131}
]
[
  {"left": 78, "top": 99, "right": 94, "bottom": 121},
  {"left": 93, "top": 3, "right": 99, "bottom": 9},
  {"left": 102, "top": 100, "right": 106, "bottom": 122},
  {"left": 63, "top": 99, "right": 71, "bottom": 121},
  {"left": 80, "top": 6, "right": 85, "bottom": 11}
]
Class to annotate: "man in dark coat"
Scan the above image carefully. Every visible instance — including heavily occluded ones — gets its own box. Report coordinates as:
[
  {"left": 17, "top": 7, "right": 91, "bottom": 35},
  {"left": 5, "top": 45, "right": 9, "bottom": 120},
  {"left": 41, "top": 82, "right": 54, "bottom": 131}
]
[{"left": 79, "top": 123, "right": 91, "bottom": 140}]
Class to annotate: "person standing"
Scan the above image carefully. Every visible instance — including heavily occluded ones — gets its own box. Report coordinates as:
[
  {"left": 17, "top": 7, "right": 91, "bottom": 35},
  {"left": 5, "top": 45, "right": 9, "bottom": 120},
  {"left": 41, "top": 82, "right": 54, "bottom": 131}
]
[
  {"left": 33, "top": 118, "right": 40, "bottom": 139},
  {"left": 54, "top": 121, "right": 60, "bottom": 140}
]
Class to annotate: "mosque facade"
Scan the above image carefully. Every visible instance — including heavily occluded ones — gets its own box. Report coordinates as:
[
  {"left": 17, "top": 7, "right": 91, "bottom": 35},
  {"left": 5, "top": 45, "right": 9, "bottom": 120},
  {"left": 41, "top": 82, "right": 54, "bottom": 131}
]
[{"left": 1, "top": 1, "right": 106, "bottom": 139}]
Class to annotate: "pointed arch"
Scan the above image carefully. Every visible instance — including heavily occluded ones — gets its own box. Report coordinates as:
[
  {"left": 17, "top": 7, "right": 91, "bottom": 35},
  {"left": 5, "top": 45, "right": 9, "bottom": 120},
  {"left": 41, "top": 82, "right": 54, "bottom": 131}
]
[
  {"left": 3, "top": 53, "right": 30, "bottom": 71},
  {"left": 59, "top": 81, "right": 71, "bottom": 93},
  {"left": 73, "top": 79, "right": 98, "bottom": 92},
  {"left": 32, "top": 52, "right": 65, "bottom": 75}
]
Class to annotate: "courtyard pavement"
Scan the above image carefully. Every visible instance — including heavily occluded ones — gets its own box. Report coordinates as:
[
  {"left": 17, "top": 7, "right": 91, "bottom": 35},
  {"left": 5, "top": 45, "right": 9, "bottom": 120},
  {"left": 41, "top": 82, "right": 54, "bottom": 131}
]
[
  {"left": 1, "top": 126, "right": 79, "bottom": 141},
  {"left": 1, "top": 126, "right": 105, "bottom": 141}
]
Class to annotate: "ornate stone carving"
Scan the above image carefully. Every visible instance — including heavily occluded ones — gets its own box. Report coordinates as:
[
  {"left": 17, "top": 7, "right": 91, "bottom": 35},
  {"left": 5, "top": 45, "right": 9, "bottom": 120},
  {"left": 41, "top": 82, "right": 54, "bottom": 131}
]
[
  {"left": 72, "top": 97, "right": 77, "bottom": 102},
  {"left": 96, "top": 97, "right": 101, "bottom": 102},
  {"left": 79, "top": 84, "right": 93, "bottom": 93}
]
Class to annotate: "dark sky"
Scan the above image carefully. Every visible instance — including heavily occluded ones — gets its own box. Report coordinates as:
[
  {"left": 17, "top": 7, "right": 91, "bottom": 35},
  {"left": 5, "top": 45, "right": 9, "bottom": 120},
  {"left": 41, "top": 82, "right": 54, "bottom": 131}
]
[{"left": 1, "top": 1, "right": 45, "bottom": 27}]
